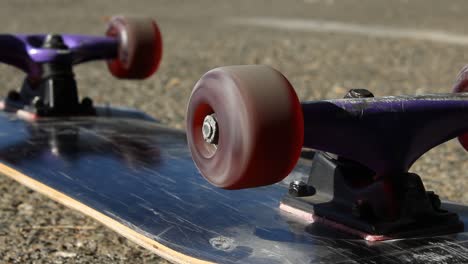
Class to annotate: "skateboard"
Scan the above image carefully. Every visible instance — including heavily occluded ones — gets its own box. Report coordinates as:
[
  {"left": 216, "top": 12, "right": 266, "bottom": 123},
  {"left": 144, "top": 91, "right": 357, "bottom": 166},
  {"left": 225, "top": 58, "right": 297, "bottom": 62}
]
[{"left": 0, "top": 17, "right": 468, "bottom": 264}]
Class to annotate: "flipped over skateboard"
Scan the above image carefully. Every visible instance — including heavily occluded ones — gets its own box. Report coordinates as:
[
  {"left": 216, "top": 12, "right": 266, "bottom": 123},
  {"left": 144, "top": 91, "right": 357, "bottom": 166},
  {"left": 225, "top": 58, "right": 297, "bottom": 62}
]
[{"left": 0, "top": 17, "right": 468, "bottom": 264}]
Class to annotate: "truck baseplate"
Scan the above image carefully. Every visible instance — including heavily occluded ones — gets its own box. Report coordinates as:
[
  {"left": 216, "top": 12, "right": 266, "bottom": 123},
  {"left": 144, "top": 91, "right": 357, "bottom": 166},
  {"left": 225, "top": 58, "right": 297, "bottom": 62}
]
[{"left": 281, "top": 151, "right": 463, "bottom": 241}]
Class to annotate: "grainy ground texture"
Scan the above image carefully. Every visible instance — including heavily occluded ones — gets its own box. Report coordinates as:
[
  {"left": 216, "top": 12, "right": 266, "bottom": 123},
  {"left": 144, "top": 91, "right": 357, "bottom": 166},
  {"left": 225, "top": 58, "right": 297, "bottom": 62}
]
[{"left": 0, "top": 0, "right": 467, "bottom": 263}]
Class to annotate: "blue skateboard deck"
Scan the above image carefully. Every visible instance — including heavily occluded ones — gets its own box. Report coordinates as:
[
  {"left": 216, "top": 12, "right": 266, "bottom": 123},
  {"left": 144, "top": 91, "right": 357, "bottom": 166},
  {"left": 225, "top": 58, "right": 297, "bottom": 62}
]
[{"left": 1, "top": 111, "right": 468, "bottom": 264}]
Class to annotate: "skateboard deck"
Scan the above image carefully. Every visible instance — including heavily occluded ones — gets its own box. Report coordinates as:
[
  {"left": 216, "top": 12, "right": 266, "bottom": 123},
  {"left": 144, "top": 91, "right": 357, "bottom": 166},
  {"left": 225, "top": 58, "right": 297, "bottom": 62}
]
[{"left": 1, "top": 111, "right": 468, "bottom": 264}]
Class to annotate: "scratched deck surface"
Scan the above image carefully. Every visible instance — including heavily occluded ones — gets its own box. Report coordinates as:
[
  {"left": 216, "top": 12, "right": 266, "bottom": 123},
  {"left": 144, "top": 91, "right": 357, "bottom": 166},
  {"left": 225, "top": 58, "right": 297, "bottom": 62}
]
[{"left": 1, "top": 112, "right": 468, "bottom": 264}]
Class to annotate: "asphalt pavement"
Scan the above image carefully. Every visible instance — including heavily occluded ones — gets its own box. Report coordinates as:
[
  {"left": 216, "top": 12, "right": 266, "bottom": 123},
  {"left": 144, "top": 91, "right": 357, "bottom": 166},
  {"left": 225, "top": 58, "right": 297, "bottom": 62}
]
[{"left": 0, "top": 0, "right": 467, "bottom": 263}]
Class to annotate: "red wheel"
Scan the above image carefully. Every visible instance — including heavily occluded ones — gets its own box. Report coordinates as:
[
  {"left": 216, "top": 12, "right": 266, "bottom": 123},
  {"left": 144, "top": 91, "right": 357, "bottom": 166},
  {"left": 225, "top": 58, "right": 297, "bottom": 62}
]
[
  {"left": 106, "top": 16, "right": 162, "bottom": 79},
  {"left": 186, "top": 65, "right": 304, "bottom": 189},
  {"left": 453, "top": 65, "right": 468, "bottom": 151}
]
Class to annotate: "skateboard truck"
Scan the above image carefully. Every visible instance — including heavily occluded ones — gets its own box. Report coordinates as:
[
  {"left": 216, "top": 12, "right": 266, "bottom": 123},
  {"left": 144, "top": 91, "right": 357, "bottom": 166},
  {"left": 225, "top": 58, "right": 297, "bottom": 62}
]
[
  {"left": 4, "top": 34, "right": 95, "bottom": 116},
  {"left": 281, "top": 89, "right": 464, "bottom": 240},
  {"left": 0, "top": 16, "right": 163, "bottom": 118}
]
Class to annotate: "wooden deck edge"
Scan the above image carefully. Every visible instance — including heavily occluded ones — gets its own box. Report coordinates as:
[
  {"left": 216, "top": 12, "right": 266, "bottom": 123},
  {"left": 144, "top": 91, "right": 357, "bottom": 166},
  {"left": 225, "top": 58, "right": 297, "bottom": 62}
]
[{"left": 0, "top": 162, "right": 214, "bottom": 264}]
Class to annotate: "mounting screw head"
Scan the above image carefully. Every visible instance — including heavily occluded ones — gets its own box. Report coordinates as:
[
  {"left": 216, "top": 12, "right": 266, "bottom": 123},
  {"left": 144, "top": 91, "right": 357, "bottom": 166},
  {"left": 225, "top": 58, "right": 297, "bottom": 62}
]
[
  {"left": 81, "top": 97, "right": 93, "bottom": 108},
  {"left": 202, "top": 114, "right": 219, "bottom": 144},
  {"left": 344, "top": 89, "right": 374, "bottom": 99},
  {"left": 289, "top": 181, "right": 309, "bottom": 197},
  {"left": 7, "top": 90, "right": 20, "bottom": 101}
]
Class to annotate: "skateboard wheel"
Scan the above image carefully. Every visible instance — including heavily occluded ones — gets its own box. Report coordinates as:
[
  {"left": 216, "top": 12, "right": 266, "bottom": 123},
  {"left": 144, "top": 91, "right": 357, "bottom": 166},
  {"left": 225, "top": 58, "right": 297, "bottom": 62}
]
[
  {"left": 186, "top": 65, "right": 304, "bottom": 189},
  {"left": 106, "top": 16, "right": 162, "bottom": 79},
  {"left": 453, "top": 65, "right": 468, "bottom": 151}
]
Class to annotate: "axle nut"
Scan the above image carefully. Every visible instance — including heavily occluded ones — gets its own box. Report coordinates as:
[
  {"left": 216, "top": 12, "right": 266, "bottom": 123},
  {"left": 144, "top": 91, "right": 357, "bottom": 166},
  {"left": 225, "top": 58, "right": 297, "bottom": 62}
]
[{"left": 202, "top": 114, "right": 219, "bottom": 144}]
